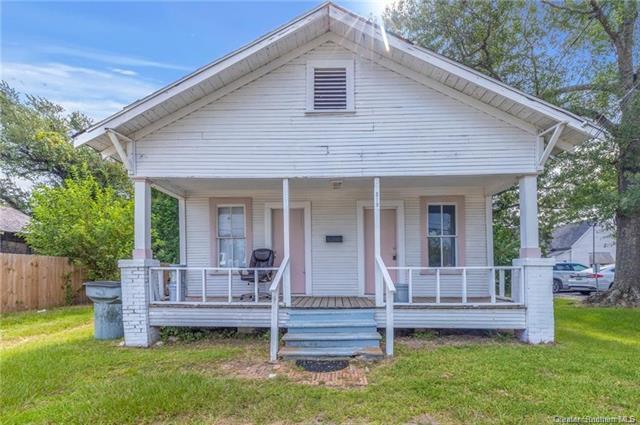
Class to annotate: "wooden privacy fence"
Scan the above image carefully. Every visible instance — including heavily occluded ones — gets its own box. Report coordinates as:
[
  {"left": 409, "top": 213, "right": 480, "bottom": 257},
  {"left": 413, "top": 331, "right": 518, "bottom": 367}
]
[{"left": 0, "top": 253, "right": 88, "bottom": 313}]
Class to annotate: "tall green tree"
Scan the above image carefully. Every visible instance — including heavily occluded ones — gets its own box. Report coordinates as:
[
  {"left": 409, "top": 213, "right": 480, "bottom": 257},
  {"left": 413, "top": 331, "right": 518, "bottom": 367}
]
[
  {"left": 386, "top": 0, "right": 638, "bottom": 304},
  {"left": 2, "top": 83, "right": 179, "bottom": 277},
  {"left": 0, "top": 82, "right": 130, "bottom": 212}
]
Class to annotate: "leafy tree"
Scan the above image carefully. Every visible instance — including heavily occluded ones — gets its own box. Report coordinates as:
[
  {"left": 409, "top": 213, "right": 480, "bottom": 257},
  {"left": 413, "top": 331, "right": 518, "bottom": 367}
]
[
  {"left": 0, "top": 82, "right": 130, "bottom": 212},
  {"left": 386, "top": 0, "right": 638, "bottom": 305},
  {"left": 2, "top": 83, "right": 180, "bottom": 277},
  {"left": 151, "top": 189, "right": 180, "bottom": 264},
  {"left": 24, "top": 175, "right": 133, "bottom": 281}
]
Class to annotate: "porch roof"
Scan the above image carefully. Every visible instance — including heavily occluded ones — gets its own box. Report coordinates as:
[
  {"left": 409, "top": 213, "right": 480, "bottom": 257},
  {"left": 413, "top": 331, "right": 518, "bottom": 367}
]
[
  {"left": 73, "top": 2, "right": 603, "bottom": 159},
  {"left": 150, "top": 174, "right": 521, "bottom": 198}
]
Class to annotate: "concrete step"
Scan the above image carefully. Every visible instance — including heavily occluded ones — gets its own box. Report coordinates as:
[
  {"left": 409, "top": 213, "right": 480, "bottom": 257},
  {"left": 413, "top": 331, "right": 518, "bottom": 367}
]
[{"left": 279, "top": 346, "right": 384, "bottom": 361}]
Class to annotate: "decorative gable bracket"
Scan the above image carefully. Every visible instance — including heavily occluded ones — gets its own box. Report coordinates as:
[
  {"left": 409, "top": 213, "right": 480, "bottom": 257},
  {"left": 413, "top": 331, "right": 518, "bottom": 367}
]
[{"left": 537, "top": 122, "right": 567, "bottom": 171}]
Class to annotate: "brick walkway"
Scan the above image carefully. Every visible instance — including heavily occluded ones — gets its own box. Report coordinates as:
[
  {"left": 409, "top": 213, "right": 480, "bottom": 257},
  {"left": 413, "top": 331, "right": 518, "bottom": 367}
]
[{"left": 220, "top": 360, "right": 369, "bottom": 388}]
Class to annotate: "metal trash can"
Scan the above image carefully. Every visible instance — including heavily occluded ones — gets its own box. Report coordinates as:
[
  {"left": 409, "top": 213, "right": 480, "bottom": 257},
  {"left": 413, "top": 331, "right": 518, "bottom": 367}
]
[
  {"left": 394, "top": 283, "right": 409, "bottom": 303},
  {"left": 84, "top": 281, "right": 124, "bottom": 340}
]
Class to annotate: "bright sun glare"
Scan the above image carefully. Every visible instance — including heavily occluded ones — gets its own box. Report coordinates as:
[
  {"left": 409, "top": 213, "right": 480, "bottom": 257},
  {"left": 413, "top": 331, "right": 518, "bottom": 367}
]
[{"left": 369, "top": 0, "right": 396, "bottom": 52}]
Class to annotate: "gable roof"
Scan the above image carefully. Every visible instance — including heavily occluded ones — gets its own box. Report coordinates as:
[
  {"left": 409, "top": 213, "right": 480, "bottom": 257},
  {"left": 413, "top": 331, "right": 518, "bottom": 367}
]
[
  {"left": 549, "top": 222, "right": 592, "bottom": 252},
  {"left": 0, "top": 206, "right": 30, "bottom": 234},
  {"left": 73, "top": 2, "right": 603, "bottom": 157}
]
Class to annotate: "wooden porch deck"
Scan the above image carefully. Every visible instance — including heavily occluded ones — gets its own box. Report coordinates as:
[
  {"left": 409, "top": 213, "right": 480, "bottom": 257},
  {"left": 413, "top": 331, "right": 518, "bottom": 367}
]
[
  {"left": 179, "top": 295, "right": 513, "bottom": 307},
  {"left": 183, "top": 295, "right": 376, "bottom": 308},
  {"left": 291, "top": 296, "right": 375, "bottom": 308}
]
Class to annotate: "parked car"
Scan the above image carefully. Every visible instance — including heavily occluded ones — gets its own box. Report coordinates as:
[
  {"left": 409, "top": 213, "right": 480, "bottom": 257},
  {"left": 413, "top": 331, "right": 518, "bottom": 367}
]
[
  {"left": 568, "top": 264, "right": 615, "bottom": 293},
  {"left": 553, "top": 263, "right": 589, "bottom": 293}
]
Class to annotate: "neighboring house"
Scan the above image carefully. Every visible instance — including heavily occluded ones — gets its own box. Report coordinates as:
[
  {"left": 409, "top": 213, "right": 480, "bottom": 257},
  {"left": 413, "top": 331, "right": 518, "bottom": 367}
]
[
  {"left": 0, "top": 206, "right": 31, "bottom": 254},
  {"left": 549, "top": 222, "right": 616, "bottom": 267},
  {"left": 73, "top": 3, "right": 601, "bottom": 360}
]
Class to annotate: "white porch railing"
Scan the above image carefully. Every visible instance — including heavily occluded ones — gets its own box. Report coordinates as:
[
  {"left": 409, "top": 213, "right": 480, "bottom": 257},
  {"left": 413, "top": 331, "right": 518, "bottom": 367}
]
[
  {"left": 148, "top": 266, "right": 279, "bottom": 305},
  {"left": 386, "top": 266, "right": 524, "bottom": 305},
  {"left": 376, "top": 255, "right": 396, "bottom": 357},
  {"left": 269, "top": 256, "right": 289, "bottom": 362}
]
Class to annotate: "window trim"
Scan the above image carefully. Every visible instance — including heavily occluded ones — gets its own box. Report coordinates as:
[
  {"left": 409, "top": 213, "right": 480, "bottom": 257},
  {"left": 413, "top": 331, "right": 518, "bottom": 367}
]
[
  {"left": 209, "top": 197, "right": 253, "bottom": 268},
  {"left": 420, "top": 196, "right": 466, "bottom": 271},
  {"left": 306, "top": 59, "right": 355, "bottom": 113},
  {"left": 426, "top": 203, "right": 459, "bottom": 268},
  {"left": 216, "top": 204, "right": 246, "bottom": 268}
]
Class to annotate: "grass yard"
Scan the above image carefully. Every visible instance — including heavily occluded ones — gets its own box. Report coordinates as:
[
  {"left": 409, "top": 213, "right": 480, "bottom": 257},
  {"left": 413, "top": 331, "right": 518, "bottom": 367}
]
[{"left": 1, "top": 299, "right": 638, "bottom": 424}]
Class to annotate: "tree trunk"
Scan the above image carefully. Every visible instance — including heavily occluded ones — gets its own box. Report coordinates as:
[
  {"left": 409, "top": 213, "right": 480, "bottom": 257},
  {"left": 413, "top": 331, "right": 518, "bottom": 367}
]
[{"left": 587, "top": 88, "right": 640, "bottom": 307}]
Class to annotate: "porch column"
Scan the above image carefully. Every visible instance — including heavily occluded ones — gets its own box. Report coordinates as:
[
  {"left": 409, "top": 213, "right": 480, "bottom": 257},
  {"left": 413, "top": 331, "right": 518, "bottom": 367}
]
[
  {"left": 133, "top": 178, "right": 152, "bottom": 259},
  {"left": 514, "top": 174, "right": 554, "bottom": 344},
  {"left": 282, "top": 178, "right": 291, "bottom": 306},
  {"left": 119, "top": 258, "right": 160, "bottom": 347},
  {"left": 373, "top": 177, "right": 383, "bottom": 306},
  {"left": 518, "top": 175, "right": 541, "bottom": 258},
  {"left": 178, "top": 197, "right": 187, "bottom": 264}
]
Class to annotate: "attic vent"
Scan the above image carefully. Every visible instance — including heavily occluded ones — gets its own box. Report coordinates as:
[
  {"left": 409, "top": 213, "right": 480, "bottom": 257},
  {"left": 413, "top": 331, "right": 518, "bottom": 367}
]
[
  {"left": 306, "top": 60, "right": 354, "bottom": 113},
  {"left": 313, "top": 68, "right": 347, "bottom": 110}
]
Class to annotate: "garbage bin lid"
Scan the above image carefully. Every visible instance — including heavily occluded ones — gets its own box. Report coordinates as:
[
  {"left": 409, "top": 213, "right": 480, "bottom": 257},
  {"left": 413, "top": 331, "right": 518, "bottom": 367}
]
[{"left": 84, "top": 281, "right": 120, "bottom": 288}]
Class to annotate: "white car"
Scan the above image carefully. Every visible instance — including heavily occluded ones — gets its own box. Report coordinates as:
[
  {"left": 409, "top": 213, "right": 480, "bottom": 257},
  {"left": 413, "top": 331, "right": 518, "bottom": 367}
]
[{"left": 568, "top": 264, "right": 615, "bottom": 293}]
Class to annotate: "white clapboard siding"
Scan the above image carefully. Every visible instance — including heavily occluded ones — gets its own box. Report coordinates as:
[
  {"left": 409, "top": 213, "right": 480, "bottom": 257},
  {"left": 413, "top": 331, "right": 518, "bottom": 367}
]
[
  {"left": 184, "top": 184, "right": 489, "bottom": 298},
  {"left": 136, "top": 42, "right": 536, "bottom": 178}
]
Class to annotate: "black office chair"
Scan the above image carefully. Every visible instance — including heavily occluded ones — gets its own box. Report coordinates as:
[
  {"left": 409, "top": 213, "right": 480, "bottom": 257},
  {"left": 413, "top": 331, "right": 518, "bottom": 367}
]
[{"left": 239, "top": 249, "right": 275, "bottom": 301}]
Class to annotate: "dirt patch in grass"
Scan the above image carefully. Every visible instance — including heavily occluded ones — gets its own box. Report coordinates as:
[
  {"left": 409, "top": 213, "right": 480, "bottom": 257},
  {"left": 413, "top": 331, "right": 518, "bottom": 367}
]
[
  {"left": 174, "top": 341, "right": 372, "bottom": 388},
  {"left": 405, "top": 413, "right": 441, "bottom": 425}
]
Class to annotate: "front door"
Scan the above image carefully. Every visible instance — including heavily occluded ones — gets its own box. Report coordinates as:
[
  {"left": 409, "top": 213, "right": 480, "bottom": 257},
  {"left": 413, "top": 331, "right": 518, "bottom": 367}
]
[
  {"left": 364, "top": 209, "right": 397, "bottom": 295},
  {"left": 272, "top": 208, "right": 306, "bottom": 294}
]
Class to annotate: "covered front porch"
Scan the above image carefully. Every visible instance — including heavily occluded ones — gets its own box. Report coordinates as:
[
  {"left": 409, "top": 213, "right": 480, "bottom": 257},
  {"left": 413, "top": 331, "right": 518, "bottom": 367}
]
[{"left": 122, "top": 173, "right": 550, "bottom": 360}]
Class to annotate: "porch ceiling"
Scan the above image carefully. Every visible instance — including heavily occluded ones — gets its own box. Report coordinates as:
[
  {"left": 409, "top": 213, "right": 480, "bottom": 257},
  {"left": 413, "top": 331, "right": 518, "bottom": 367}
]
[{"left": 152, "top": 174, "right": 519, "bottom": 198}]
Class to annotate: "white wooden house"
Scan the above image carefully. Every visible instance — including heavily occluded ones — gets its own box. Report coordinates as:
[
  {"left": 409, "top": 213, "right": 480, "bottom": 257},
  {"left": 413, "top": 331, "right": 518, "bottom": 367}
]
[{"left": 73, "top": 3, "right": 601, "bottom": 360}]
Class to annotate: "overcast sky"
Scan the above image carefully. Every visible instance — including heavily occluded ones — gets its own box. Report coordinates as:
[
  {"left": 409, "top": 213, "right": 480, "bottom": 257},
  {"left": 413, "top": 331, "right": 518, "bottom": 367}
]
[{"left": 1, "top": 1, "right": 382, "bottom": 121}]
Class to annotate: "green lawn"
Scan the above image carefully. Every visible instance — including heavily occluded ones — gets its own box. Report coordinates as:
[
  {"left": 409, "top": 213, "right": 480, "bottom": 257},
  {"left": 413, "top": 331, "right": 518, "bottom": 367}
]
[{"left": 1, "top": 300, "right": 638, "bottom": 424}]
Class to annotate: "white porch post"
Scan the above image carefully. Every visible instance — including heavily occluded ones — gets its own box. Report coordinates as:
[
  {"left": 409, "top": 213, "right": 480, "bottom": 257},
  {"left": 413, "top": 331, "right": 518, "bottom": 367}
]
[
  {"left": 373, "top": 177, "right": 383, "bottom": 306},
  {"left": 178, "top": 197, "right": 187, "bottom": 264},
  {"left": 485, "top": 195, "right": 494, "bottom": 267},
  {"left": 514, "top": 174, "right": 555, "bottom": 344},
  {"left": 120, "top": 177, "right": 158, "bottom": 347},
  {"left": 282, "top": 178, "right": 291, "bottom": 306},
  {"left": 518, "top": 175, "right": 541, "bottom": 258},
  {"left": 133, "top": 178, "right": 152, "bottom": 259}
]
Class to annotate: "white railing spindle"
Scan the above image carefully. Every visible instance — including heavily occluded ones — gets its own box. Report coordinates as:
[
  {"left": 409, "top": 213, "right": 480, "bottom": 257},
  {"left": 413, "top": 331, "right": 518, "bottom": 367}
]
[
  {"left": 490, "top": 267, "right": 496, "bottom": 304},
  {"left": 436, "top": 268, "right": 441, "bottom": 304},
  {"left": 499, "top": 269, "right": 505, "bottom": 298},
  {"left": 408, "top": 269, "right": 413, "bottom": 304},
  {"left": 254, "top": 269, "right": 259, "bottom": 303},
  {"left": 176, "top": 268, "right": 181, "bottom": 302},
  {"left": 201, "top": 269, "right": 206, "bottom": 302},
  {"left": 227, "top": 269, "right": 233, "bottom": 303},
  {"left": 462, "top": 268, "right": 467, "bottom": 304}
]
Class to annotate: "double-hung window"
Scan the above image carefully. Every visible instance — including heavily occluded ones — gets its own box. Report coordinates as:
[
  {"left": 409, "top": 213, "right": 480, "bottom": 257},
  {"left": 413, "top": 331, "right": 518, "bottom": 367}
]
[
  {"left": 217, "top": 205, "right": 246, "bottom": 268},
  {"left": 427, "top": 204, "right": 457, "bottom": 267}
]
